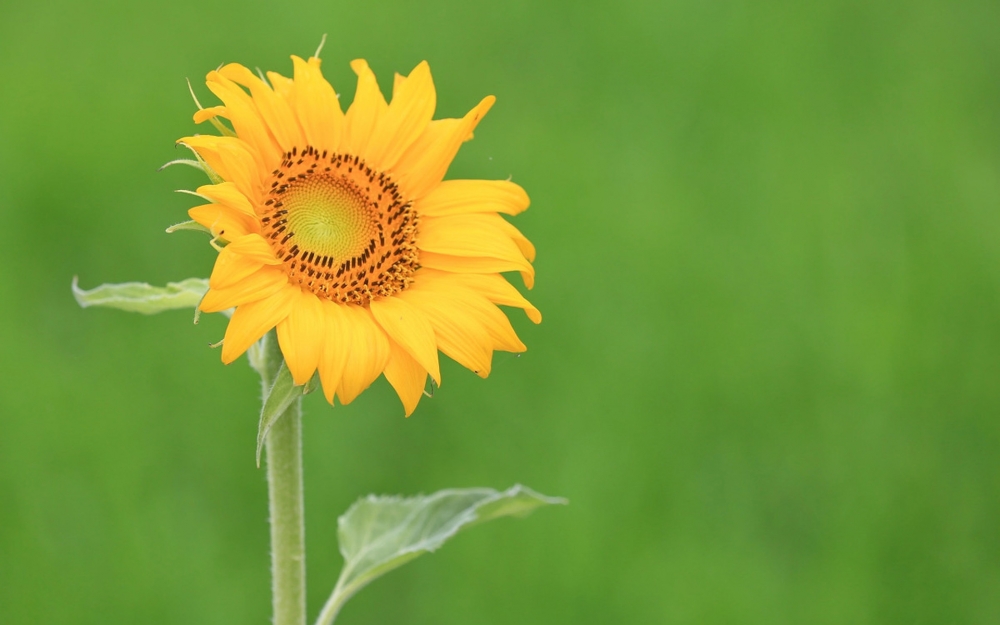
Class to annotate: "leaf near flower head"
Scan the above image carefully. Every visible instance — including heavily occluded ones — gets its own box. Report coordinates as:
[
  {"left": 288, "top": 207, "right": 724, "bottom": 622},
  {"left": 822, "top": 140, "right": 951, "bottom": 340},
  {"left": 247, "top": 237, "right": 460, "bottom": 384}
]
[{"left": 72, "top": 277, "right": 208, "bottom": 315}]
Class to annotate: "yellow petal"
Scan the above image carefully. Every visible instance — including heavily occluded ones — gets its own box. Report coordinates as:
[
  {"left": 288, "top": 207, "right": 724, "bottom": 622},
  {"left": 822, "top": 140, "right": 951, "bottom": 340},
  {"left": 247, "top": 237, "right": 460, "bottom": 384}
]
[
  {"left": 209, "top": 245, "right": 265, "bottom": 291},
  {"left": 188, "top": 203, "right": 256, "bottom": 240},
  {"left": 369, "top": 296, "right": 441, "bottom": 385},
  {"left": 267, "top": 71, "right": 295, "bottom": 101},
  {"left": 417, "top": 214, "right": 535, "bottom": 284},
  {"left": 416, "top": 179, "right": 530, "bottom": 218},
  {"left": 405, "top": 274, "right": 526, "bottom": 353},
  {"left": 205, "top": 70, "right": 282, "bottom": 167},
  {"left": 394, "top": 95, "right": 495, "bottom": 201},
  {"left": 193, "top": 106, "right": 229, "bottom": 124},
  {"left": 366, "top": 61, "right": 435, "bottom": 171},
  {"left": 196, "top": 182, "right": 257, "bottom": 217},
  {"left": 206, "top": 234, "right": 279, "bottom": 292},
  {"left": 382, "top": 338, "right": 428, "bottom": 416},
  {"left": 317, "top": 301, "right": 350, "bottom": 404},
  {"left": 219, "top": 63, "right": 305, "bottom": 151},
  {"left": 276, "top": 289, "right": 325, "bottom": 385},
  {"left": 221, "top": 284, "right": 298, "bottom": 363},
  {"left": 397, "top": 287, "right": 493, "bottom": 377},
  {"left": 179, "top": 135, "right": 263, "bottom": 201},
  {"left": 418, "top": 251, "right": 535, "bottom": 290},
  {"left": 336, "top": 305, "right": 390, "bottom": 404},
  {"left": 200, "top": 265, "right": 288, "bottom": 313},
  {"left": 224, "top": 233, "right": 282, "bottom": 264},
  {"left": 342, "top": 59, "right": 387, "bottom": 160},
  {"left": 291, "top": 55, "right": 344, "bottom": 152},
  {"left": 422, "top": 269, "right": 541, "bottom": 323},
  {"left": 491, "top": 214, "right": 535, "bottom": 262}
]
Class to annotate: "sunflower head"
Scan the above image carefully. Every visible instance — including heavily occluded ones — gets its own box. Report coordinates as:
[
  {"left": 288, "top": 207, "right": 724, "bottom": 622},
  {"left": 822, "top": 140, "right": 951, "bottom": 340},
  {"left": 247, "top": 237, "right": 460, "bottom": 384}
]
[{"left": 179, "top": 55, "right": 539, "bottom": 415}]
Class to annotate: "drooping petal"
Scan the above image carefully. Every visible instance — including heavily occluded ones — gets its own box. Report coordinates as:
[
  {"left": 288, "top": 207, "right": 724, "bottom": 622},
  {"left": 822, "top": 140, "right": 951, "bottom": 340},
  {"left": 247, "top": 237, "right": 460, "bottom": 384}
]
[
  {"left": 220, "top": 284, "right": 298, "bottom": 363},
  {"left": 393, "top": 96, "right": 495, "bottom": 201},
  {"left": 369, "top": 296, "right": 441, "bottom": 385},
  {"left": 397, "top": 287, "right": 494, "bottom": 377},
  {"left": 382, "top": 339, "right": 428, "bottom": 416},
  {"left": 404, "top": 273, "right": 527, "bottom": 355},
  {"left": 336, "top": 305, "right": 391, "bottom": 404},
  {"left": 365, "top": 61, "right": 435, "bottom": 171},
  {"left": 428, "top": 269, "right": 542, "bottom": 323},
  {"left": 276, "top": 289, "right": 325, "bottom": 385},
  {"left": 342, "top": 59, "right": 387, "bottom": 160},
  {"left": 416, "top": 179, "right": 530, "bottom": 218},
  {"left": 317, "top": 301, "right": 351, "bottom": 404},
  {"left": 491, "top": 215, "right": 535, "bottom": 261}
]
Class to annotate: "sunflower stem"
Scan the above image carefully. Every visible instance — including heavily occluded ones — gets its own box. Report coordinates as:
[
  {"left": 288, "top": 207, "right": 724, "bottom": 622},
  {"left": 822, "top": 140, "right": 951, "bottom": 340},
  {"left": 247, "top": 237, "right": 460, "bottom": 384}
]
[{"left": 253, "top": 332, "right": 307, "bottom": 625}]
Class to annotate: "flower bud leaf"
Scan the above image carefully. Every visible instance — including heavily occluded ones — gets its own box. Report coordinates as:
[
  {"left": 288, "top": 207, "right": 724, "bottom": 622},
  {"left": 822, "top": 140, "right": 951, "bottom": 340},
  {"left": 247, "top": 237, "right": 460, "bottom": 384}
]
[{"left": 72, "top": 277, "right": 208, "bottom": 315}]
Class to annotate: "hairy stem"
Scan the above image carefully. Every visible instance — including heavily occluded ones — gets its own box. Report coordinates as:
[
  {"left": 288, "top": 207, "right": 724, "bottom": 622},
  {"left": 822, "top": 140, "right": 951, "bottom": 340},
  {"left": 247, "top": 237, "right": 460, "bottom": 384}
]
[
  {"left": 266, "top": 397, "right": 306, "bottom": 625},
  {"left": 253, "top": 332, "right": 307, "bottom": 625}
]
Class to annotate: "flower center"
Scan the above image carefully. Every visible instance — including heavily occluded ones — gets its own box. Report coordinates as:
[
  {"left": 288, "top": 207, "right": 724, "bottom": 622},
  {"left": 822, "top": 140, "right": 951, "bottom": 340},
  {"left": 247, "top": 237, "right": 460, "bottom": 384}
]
[{"left": 260, "top": 146, "right": 419, "bottom": 305}]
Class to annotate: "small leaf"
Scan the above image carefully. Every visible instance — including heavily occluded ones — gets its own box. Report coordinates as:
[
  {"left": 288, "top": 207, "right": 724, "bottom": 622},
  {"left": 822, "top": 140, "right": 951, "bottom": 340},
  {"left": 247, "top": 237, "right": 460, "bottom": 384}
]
[
  {"left": 72, "top": 277, "right": 208, "bottom": 314},
  {"left": 157, "top": 158, "right": 205, "bottom": 172},
  {"left": 316, "top": 485, "right": 566, "bottom": 624},
  {"left": 165, "top": 220, "right": 211, "bottom": 235},
  {"left": 256, "top": 361, "right": 303, "bottom": 467}
]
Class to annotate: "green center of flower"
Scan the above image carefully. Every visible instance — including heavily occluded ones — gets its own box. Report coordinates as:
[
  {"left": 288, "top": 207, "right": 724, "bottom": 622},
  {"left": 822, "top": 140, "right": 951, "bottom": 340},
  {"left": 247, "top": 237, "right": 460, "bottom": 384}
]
[
  {"left": 282, "top": 174, "right": 375, "bottom": 261},
  {"left": 260, "top": 146, "right": 420, "bottom": 305}
]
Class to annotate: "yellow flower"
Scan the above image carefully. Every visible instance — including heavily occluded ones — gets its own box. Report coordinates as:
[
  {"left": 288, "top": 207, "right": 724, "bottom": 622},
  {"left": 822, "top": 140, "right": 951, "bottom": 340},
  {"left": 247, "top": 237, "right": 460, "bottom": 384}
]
[{"left": 179, "top": 55, "right": 539, "bottom": 415}]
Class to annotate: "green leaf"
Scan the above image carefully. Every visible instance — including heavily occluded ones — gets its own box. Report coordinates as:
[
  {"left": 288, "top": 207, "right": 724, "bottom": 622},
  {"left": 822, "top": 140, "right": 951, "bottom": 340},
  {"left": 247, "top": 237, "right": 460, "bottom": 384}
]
[
  {"left": 315, "top": 485, "right": 566, "bottom": 625},
  {"left": 72, "top": 277, "right": 208, "bottom": 314},
  {"left": 256, "top": 361, "right": 303, "bottom": 467},
  {"left": 165, "top": 219, "right": 211, "bottom": 235}
]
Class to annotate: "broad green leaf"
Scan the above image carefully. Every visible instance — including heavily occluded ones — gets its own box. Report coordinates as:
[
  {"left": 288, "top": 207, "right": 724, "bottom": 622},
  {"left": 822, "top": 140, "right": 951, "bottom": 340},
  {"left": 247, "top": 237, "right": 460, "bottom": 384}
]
[
  {"left": 256, "top": 361, "right": 303, "bottom": 467},
  {"left": 72, "top": 277, "right": 208, "bottom": 314},
  {"left": 315, "top": 485, "right": 566, "bottom": 624}
]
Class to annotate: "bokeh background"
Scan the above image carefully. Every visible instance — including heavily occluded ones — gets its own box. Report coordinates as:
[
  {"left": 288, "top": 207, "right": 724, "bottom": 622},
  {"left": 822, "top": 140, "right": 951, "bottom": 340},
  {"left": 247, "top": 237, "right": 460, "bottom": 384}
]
[{"left": 2, "top": 1, "right": 999, "bottom": 623}]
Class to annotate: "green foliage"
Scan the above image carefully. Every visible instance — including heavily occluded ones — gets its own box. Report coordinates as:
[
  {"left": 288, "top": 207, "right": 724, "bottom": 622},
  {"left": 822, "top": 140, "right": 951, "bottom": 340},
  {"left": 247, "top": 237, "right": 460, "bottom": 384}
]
[
  {"left": 317, "top": 486, "right": 566, "bottom": 624},
  {"left": 72, "top": 277, "right": 208, "bottom": 315},
  {"left": 165, "top": 220, "right": 211, "bottom": 235}
]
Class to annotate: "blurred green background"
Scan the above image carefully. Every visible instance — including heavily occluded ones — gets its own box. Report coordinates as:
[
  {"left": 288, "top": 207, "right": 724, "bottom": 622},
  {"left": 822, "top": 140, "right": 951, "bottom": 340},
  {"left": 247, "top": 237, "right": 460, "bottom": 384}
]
[{"left": 2, "top": 0, "right": 999, "bottom": 623}]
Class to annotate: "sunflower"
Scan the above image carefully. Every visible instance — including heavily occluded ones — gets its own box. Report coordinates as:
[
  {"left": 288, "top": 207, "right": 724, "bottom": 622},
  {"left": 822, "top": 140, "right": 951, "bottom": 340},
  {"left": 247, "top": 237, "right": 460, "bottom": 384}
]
[{"left": 179, "top": 54, "right": 539, "bottom": 415}]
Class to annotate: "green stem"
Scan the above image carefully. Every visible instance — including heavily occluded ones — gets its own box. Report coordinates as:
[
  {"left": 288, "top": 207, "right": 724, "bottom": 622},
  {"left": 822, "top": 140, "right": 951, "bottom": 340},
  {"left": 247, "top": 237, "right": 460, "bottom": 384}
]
[
  {"left": 252, "top": 332, "right": 307, "bottom": 625},
  {"left": 314, "top": 576, "right": 348, "bottom": 625},
  {"left": 266, "top": 397, "right": 306, "bottom": 625}
]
